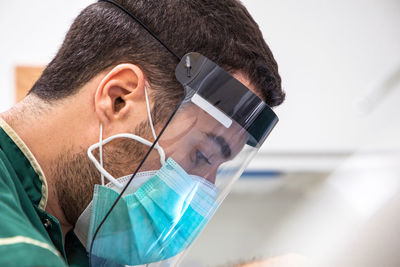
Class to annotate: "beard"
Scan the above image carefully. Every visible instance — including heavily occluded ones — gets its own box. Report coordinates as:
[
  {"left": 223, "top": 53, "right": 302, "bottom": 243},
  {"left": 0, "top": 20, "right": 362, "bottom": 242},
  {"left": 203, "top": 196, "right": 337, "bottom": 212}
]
[{"left": 54, "top": 120, "right": 153, "bottom": 225}]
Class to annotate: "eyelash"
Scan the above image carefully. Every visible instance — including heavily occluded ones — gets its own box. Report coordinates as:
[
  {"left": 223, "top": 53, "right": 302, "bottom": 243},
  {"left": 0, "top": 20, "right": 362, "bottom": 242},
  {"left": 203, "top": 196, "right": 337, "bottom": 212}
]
[{"left": 195, "top": 150, "right": 211, "bottom": 165}]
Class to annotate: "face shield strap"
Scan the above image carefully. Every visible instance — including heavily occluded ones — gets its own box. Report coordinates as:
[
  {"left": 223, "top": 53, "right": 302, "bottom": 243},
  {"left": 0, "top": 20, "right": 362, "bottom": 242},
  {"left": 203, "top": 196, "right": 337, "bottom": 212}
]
[
  {"left": 90, "top": 2, "right": 279, "bottom": 265},
  {"left": 176, "top": 52, "right": 279, "bottom": 147},
  {"left": 90, "top": 3, "right": 186, "bottom": 265},
  {"left": 98, "top": 0, "right": 181, "bottom": 61}
]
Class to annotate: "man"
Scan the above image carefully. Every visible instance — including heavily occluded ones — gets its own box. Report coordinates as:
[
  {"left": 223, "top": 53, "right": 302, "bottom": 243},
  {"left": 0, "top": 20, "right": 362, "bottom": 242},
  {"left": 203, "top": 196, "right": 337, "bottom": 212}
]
[{"left": 0, "top": 0, "right": 284, "bottom": 266}]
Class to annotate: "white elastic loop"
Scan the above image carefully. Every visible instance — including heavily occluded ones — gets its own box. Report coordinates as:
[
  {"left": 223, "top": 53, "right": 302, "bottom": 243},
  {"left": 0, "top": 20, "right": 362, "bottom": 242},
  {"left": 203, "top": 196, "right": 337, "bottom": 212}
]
[
  {"left": 144, "top": 86, "right": 157, "bottom": 142},
  {"left": 99, "top": 124, "right": 105, "bottom": 186},
  {"left": 144, "top": 86, "right": 166, "bottom": 165},
  {"left": 88, "top": 133, "right": 166, "bottom": 188},
  {"left": 88, "top": 86, "right": 165, "bottom": 188}
]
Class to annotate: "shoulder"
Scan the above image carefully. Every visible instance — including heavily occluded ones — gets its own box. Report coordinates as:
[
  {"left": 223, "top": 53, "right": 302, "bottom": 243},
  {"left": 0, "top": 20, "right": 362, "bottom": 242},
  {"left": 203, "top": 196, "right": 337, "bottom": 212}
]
[
  {"left": 0, "top": 236, "right": 67, "bottom": 266},
  {"left": 0, "top": 156, "right": 67, "bottom": 267}
]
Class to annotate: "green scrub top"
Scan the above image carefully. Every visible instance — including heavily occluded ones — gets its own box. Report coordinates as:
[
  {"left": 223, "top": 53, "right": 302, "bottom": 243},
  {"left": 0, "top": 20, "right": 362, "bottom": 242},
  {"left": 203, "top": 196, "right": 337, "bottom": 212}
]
[{"left": 0, "top": 118, "right": 88, "bottom": 266}]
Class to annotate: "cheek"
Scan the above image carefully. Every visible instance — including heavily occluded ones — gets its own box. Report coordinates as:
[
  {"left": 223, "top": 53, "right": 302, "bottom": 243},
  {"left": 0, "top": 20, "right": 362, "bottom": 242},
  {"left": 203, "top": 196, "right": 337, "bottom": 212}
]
[
  {"left": 200, "top": 166, "right": 218, "bottom": 184},
  {"left": 163, "top": 138, "right": 194, "bottom": 170}
]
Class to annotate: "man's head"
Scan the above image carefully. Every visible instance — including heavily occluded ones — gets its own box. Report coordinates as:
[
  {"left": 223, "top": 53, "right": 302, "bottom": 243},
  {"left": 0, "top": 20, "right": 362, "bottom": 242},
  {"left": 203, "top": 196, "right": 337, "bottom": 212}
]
[
  {"left": 25, "top": 0, "right": 285, "bottom": 225},
  {"left": 30, "top": 0, "right": 284, "bottom": 107}
]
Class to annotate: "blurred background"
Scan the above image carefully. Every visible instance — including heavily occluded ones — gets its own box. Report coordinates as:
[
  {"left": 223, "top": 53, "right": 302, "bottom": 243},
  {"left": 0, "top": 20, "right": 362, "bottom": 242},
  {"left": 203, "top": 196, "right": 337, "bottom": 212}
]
[{"left": 1, "top": 0, "right": 400, "bottom": 266}]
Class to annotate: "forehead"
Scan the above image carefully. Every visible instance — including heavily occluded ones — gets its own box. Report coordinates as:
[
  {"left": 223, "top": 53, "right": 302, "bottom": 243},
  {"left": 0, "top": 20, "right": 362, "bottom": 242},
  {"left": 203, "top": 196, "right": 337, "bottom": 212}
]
[{"left": 169, "top": 104, "right": 248, "bottom": 155}]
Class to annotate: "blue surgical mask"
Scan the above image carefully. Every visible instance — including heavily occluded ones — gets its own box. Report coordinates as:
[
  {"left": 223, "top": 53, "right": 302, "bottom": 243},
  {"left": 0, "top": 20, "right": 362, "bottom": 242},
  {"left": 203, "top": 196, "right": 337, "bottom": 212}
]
[{"left": 88, "top": 157, "right": 217, "bottom": 265}]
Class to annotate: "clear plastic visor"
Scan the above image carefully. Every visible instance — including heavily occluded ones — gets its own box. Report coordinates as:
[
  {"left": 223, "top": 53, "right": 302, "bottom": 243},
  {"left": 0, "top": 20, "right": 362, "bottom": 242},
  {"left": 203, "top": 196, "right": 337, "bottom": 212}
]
[{"left": 88, "top": 53, "right": 277, "bottom": 266}]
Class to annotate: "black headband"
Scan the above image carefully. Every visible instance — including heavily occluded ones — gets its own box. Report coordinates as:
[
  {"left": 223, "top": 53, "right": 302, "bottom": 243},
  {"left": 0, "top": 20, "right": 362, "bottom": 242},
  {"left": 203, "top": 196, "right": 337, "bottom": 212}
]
[{"left": 99, "top": 0, "right": 181, "bottom": 61}]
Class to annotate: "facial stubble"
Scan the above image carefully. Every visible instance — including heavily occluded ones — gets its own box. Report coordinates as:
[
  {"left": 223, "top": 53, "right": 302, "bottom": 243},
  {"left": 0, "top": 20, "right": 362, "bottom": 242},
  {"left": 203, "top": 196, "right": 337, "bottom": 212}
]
[{"left": 55, "top": 121, "right": 151, "bottom": 225}]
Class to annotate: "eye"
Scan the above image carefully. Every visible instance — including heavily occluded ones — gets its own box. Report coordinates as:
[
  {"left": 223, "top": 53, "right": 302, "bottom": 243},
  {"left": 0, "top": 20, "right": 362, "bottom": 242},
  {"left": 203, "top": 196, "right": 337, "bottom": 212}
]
[{"left": 195, "top": 150, "right": 211, "bottom": 165}]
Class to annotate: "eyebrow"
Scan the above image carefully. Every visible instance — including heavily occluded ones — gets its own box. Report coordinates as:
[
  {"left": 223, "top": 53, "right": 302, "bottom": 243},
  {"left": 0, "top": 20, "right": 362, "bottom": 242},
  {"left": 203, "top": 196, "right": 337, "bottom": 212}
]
[{"left": 206, "top": 133, "right": 232, "bottom": 159}]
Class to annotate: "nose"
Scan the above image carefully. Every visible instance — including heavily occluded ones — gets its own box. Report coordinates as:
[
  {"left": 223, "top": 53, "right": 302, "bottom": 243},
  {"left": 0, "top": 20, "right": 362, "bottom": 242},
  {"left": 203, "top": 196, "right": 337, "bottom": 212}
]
[{"left": 203, "top": 167, "right": 218, "bottom": 184}]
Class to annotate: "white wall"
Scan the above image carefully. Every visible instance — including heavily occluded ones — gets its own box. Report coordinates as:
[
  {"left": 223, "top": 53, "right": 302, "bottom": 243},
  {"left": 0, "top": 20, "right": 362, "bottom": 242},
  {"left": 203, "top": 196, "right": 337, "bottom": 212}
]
[
  {"left": 1, "top": 0, "right": 400, "bottom": 157},
  {"left": 0, "top": 0, "right": 93, "bottom": 109},
  {"left": 244, "top": 0, "right": 400, "bottom": 153}
]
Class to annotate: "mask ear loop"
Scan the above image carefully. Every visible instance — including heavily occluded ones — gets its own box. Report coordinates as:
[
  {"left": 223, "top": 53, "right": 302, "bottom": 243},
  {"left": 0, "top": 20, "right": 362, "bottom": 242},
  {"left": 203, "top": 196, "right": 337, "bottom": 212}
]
[
  {"left": 88, "top": 85, "right": 165, "bottom": 188},
  {"left": 99, "top": 124, "right": 105, "bottom": 186},
  {"left": 88, "top": 133, "right": 166, "bottom": 188},
  {"left": 144, "top": 85, "right": 165, "bottom": 165}
]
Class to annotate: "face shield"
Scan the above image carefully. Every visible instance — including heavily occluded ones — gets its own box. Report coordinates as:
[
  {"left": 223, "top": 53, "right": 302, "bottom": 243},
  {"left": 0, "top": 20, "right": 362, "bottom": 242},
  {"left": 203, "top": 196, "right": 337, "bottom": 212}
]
[{"left": 82, "top": 52, "right": 278, "bottom": 266}]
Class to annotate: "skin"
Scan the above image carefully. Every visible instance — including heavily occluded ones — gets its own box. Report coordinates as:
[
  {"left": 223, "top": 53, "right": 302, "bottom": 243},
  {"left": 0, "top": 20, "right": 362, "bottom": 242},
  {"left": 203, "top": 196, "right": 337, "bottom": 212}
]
[
  {"left": 158, "top": 105, "right": 249, "bottom": 183},
  {"left": 0, "top": 63, "right": 256, "bottom": 242}
]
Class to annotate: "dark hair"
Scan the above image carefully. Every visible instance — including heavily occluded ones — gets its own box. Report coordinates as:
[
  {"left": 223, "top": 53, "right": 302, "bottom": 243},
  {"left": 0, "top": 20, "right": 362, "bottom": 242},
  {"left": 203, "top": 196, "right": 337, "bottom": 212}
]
[{"left": 30, "top": 0, "right": 285, "bottom": 121}]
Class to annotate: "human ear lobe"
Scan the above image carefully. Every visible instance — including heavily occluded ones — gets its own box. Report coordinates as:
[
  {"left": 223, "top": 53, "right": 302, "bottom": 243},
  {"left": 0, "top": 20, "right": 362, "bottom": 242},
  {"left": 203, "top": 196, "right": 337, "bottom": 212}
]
[{"left": 94, "top": 64, "right": 146, "bottom": 125}]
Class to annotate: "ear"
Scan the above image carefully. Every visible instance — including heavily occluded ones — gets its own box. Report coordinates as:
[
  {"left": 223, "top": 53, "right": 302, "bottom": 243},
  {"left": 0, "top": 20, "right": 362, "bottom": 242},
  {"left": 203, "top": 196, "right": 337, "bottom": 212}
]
[{"left": 94, "top": 64, "right": 147, "bottom": 131}]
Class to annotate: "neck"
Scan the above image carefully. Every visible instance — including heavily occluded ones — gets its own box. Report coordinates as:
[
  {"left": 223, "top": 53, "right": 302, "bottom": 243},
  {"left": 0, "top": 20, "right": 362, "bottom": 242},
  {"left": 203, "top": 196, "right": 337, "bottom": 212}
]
[{"left": 1, "top": 95, "right": 75, "bottom": 240}]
